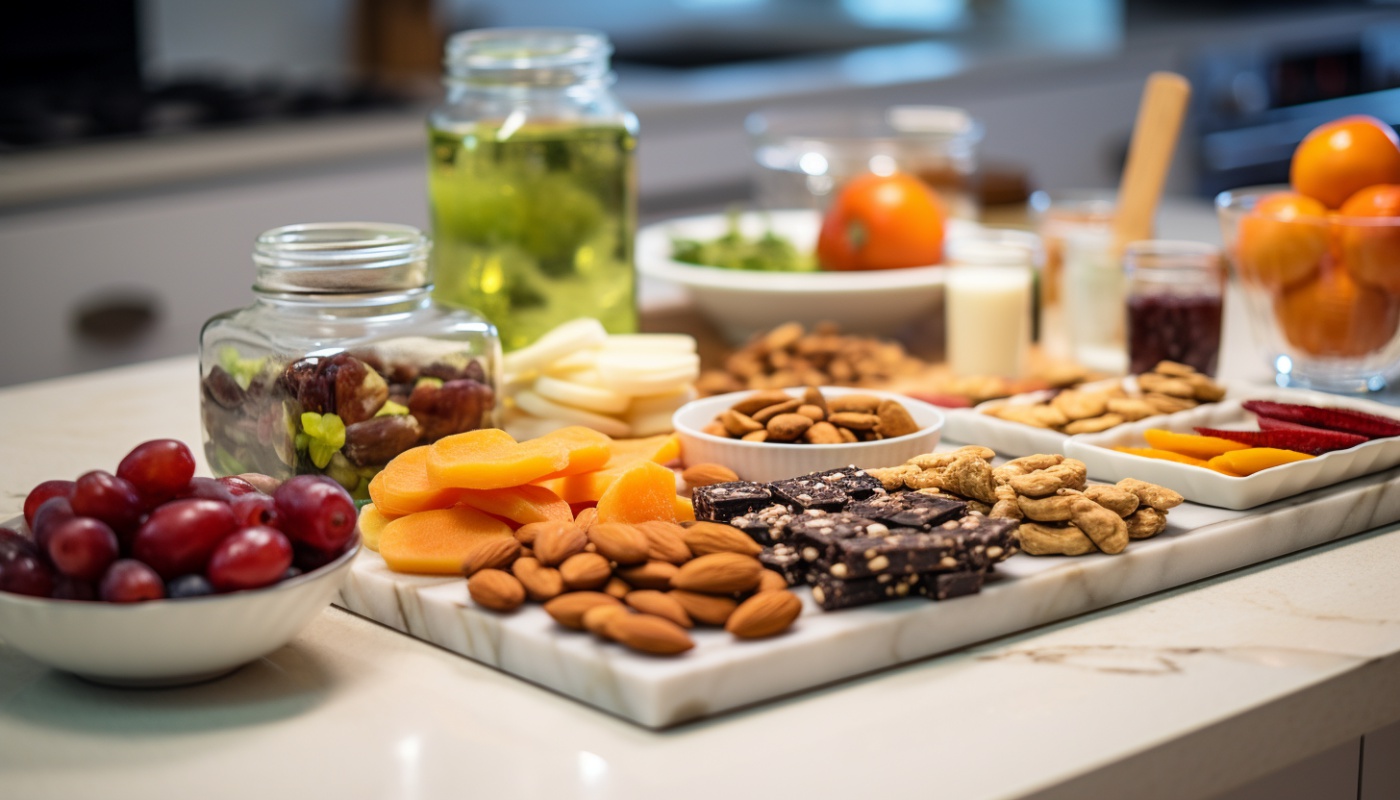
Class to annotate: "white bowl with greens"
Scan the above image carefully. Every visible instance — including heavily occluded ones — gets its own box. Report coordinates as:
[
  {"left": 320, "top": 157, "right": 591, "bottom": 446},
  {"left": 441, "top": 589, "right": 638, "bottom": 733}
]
[{"left": 637, "top": 209, "right": 957, "bottom": 343}]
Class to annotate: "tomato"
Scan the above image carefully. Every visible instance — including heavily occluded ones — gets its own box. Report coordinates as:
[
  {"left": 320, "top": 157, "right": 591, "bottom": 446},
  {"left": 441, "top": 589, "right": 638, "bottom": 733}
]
[
  {"left": 1274, "top": 269, "right": 1399, "bottom": 358},
  {"left": 1337, "top": 184, "right": 1400, "bottom": 294},
  {"left": 1290, "top": 115, "right": 1400, "bottom": 208},
  {"left": 1234, "top": 191, "right": 1329, "bottom": 291},
  {"left": 816, "top": 171, "right": 945, "bottom": 270}
]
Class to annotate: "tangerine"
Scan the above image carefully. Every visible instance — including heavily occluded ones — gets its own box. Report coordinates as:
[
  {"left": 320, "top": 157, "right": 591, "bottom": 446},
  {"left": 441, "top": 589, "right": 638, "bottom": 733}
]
[
  {"left": 1337, "top": 183, "right": 1400, "bottom": 294},
  {"left": 1233, "top": 192, "right": 1328, "bottom": 291},
  {"left": 816, "top": 171, "right": 946, "bottom": 270},
  {"left": 1290, "top": 115, "right": 1400, "bottom": 208},
  {"left": 1274, "top": 269, "right": 1400, "bottom": 357}
]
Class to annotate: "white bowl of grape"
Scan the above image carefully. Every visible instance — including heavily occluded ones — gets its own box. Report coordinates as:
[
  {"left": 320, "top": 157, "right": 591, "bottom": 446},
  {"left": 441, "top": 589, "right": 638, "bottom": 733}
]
[{"left": 0, "top": 439, "right": 360, "bottom": 686}]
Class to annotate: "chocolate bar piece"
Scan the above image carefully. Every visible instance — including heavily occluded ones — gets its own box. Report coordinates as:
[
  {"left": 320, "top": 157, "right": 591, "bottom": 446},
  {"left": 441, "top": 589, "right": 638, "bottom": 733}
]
[
  {"left": 848, "top": 492, "right": 966, "bottom": 530},
  {"left": 728, "top": 503, "right": 797, "bottom": 546},
  {"left": 822, "top": 530, "right": 962, "bottom": 580},
  {"left": 801, "top": 467, "right": 885, "bottom": 500},
  {"left": 759, "top": 543, "right": 808, "bottom": 586},
  {"left": 929, "top": 514, "right": 1019, "bottom": 570},
  {"left": 930, "top": 571, "right": 985, "bottom": 600},
  {"left": 768, "top": 477, "right": 849, "bottom": 512},
  {"left": 788, "top": 511, "right": 889, "bottom": 561},
  {"left": 693, "top": 481, "right": 773, "bottom": 523},
  {"left": 809, "top": 571, "right": 924, "bottom": 610}
]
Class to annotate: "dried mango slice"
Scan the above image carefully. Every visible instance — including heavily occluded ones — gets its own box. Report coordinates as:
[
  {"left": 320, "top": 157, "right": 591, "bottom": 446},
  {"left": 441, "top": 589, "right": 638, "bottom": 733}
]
[
  {"left": 1112, "top": 446, "right": 1210, "bottom": 468},
  {"left": 1142, "top": 429, "right": 1250, "bottom": 460},
  {"left": 1208, "top": 447, "right": 1314, "bottom": 476}
]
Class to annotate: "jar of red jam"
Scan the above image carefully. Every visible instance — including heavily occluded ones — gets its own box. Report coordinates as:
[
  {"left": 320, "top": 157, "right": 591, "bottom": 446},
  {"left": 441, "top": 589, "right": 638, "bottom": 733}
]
[
  {"left": 1124, "top": 240, "right": 1224, "bottom": 376},
  {"left": 199, "top": 223, "right": 500, "bottom": 499}
]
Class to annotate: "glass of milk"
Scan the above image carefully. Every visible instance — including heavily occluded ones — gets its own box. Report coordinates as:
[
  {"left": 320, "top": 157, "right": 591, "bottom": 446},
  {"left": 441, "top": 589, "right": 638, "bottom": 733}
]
[
  {"left": 944, "top": 229, "right": 1040, "bottom": 377},
  {"left": 1062, "top": 227, "right": 1128, "bottom": 374}
]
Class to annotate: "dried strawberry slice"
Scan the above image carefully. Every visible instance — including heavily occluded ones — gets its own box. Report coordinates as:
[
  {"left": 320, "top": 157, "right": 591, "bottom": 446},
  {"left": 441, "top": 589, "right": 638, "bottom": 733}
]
[
  {"left": 1241, "top": 400, "right": 1400, "bottom": 439},
  {"left": 1194, "top": 426, "right": 1367, "bottom": 455}
]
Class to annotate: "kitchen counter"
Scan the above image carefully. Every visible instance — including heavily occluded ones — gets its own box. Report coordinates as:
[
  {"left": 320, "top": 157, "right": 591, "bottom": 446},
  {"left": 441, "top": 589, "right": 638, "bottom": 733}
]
[{"left": 4, "top": 355, "right": 1400, "bottom": 799}]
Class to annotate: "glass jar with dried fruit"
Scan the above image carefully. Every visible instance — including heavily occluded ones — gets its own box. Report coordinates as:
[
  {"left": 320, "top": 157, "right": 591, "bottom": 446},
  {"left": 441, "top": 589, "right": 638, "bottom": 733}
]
[{"left": 200, "top": 223, "right": 500, "bottom": 498}]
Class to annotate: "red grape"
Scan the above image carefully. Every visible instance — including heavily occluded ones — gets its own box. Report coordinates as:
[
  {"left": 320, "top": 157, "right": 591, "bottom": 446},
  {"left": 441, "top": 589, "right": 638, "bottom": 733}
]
[
  {"left": 274, "top": 475, "right": 357, "bottom": 553},
  {"left": 231, "top": 493, "right": 278, "bottom": 528},
  {"left": 177, "top": 476, "right": 236, "bottom": 504},
  {"left": 52, "top": 576, "right": 98, "bottom": 601},
  {"left": 71, "top": 471, "right": 142, "bottom": 535},
  {"left": 23, "top": 480, "right": 75, "bottom": 528},
  {"left": 117, "top": 439, "right": 196, "bottom": 499},
  {"left": 46, "top": 516, "right": 119, "bottom": 581},
  {"left": 217, "top": 476, "right": 258, "bottom": 497},
  {"left": 0, "top": 554, "right": 55, "bottom": 597},
  {"left": 132, "top": 498, "right": 238, "bottom": 579},
  {"left": 99, "top": 560, "right": 165, "bottom": 602},
  {"left": 207, "top": 526, "right": 293, "bottom": 591},
  {"left": 31, "top": 496, "right": 75, "bottom": 552},
  {"left": 0, "top": 527, "right": 40, "bottom": 565},
  {"left": 167, "top": 574, "right": 215, "bottom": 598}
]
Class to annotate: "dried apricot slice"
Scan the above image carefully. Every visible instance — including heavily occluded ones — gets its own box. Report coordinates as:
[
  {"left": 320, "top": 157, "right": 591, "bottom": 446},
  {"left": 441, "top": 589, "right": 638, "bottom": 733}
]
[
  {"left": 1113, "top": 446, "right": 1210, "bottom": 468},
  {"left": 369, "top": 445, "right": 466, "bottom": 516},
  {"left": 456, "top": 484, "right": 572, "bottom": 527},
  {"left": 1208, "top": 447, "right": 1314, "bottom": 476},
  {"left": 673, "top": 494, "right": 695, "bottom": 522},
  {"left": 378, "top": 505, "right": 514, "bottom": 575},
  {"left": 532, "top": 426, "right": 614, "bottom": 481},
  {"left": 1143, "top": 429, "right": 1250, "bottom": 460},
  {"left": 595, "top": 460, "right": 680, "bottom": 525},
  {"left": 427, "top": 428, "right": 571, "bottom": 490},
  {"left": 535, "top": 433, "right": 682, "bottom": 504}
]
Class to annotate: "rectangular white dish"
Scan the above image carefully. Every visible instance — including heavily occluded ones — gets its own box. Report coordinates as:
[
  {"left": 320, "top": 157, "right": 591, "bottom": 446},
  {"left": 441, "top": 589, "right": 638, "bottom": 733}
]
[
  {"left": 1065, "top": 387, "right": 1400, "bottom": 510},
  {"left": 337, "top": 449, "right": 1400, "bottom": 728}
]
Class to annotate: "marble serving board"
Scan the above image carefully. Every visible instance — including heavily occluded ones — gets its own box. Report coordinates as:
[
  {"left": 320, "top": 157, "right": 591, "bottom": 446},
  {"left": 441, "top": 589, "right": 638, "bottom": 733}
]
[{"left": 336, "top": 464, "right": 1400, "bottom": 729}]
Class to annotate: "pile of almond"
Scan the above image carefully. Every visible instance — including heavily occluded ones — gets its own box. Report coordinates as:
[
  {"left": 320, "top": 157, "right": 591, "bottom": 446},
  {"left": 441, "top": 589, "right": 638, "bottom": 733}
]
[
  {"left": 980, "top": 361, "right": 1226, "bottom": 434},
  {"left": 462, "top": 516, "right": 802, "bottom": 655},
  {"left": 702, "top": 387, "right": 922, "bottom": 445},
  {"left": 695, "top": 322, "right": 925, "bottom": 396}
]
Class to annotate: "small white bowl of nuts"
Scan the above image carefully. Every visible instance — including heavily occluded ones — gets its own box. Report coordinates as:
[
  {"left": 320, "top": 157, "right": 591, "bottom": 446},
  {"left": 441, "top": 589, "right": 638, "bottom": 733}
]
[{"left": 672, "top": 386, "right": 944, "bottom": 482}]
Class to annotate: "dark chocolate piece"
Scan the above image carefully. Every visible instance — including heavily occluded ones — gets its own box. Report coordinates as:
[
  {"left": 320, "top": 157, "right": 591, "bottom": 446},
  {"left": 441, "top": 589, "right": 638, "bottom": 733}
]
[
  {"left": 822, "top": 530, "right": 962, "bottom": 580},
  {"left": 788, "top": 511, "right": 888, "bottom": 563},
  {"left": 848, "top": 492, "right": 967, "bottom": 530},
  {"left": 759, "top": 543, "right": 808, "bottom": 586},
  {"left": 801, "top": 467, "right": 885, "bottom": 500},
  {"left": 728, "top": 503, "right": 797, "bottom": 546},
  {"left": 809, "top": 571, "right": 924, "bottom": 610},
  {"left": 767, "top": 477, "right": 849, "bottom": 512},
  {"left": 693, "top": 481, "right": 772, "bottom": 523},
  {"left": 930, "top": 571, "right": 985, "bottom": 600},
  {"left": 930, "top": 514, "right": 1019, "bottom": 570}
]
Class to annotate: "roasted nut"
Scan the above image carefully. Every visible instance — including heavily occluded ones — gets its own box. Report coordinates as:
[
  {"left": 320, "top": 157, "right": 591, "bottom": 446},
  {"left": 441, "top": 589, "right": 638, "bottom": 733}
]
[
  {"left": 803, "top": 421, "right": 843, "bottom": 444},
  {"left": 742, "top": 430, "right": 770, "bottom": 443},
  {"left": 616, "top": 560, "right": 681, "bottom": 591},
  {"left": 752, "top": 399, "right": 802, "bottom": 424},
  {"left": 624, "top": 590, "right": 693, "bottom": 628},
  {"left": 766, "top": 413, "right": 814, "bottom": 441},
  {"left": 543, "top": 592, "right": 621, "bottom": 630},
  {"left": 730, "top": 390, "right": 795, "bottom": 416},
  {"left": 702, "top": 421, "right": 729, "bottom": 437},
  {"left": 725, "top": 590, "right": 802, "bottom": 639},
  {"left": 796, "top": 404, "right": 826, "bottom": 421},
  {"left": 802, "top": 386, "right": 828, "bottom": 414},
  {"left": 461, "top": 537, "right": 522, "bottom": 576},
  {"left": 1106, "top": 397, "right": 1158, "bottom": 421},
  {"left": 1063, "top": 413, "right": 1126, "bottom": 435},
  {"left": 682, "top": 521, "right": 764, "bottom": 557},
  {"left": 604, "top": 613, "right": 695, "bottom": 655},
  {"left": 1016, "top": 522, "right": 1097, "bottom": 556},
  {"left": 633, "top": 521, "right": 692, "bottom": 564},
  {"left": 1051, "top": 389, "right": 1107, "bottom": 421},
  {"left": 532, "top": 521, "right": 589, "bottom": 565},
  {"left": 828, "top": 394, "right": 882, "bottom": 414},
  {"left": 573, "top": 507, "right": 598, "bottom": 532},
  {"left": 1017, "top": 493, "right": 1079, "bottom": 522},
  {"left": 669, "top": 590, "right": 738, "bottom": 626},
  {"left": 682, "top": 462, "right": 740, "bottom": 487},
  {"left": 875, "top": 399, "right": 920, "bottom": 438},
  {"left": 603, "top": 576, "right": 632, "bottom": 599},
  {"left": 1126, "top": 507, "right": 1170, "bottom": 539},
  {"left": 721, "top": 409, "right": 764, "bottom": 437},
  {"left": 757, "top": 569, "right": 789, "bottom": 592},
  {"left": 513, "top": 557, "right": 564, "bottom": 601},
  {"left": 838, "top": 427, "right": 859, "bottom": 443},
  {"left": 560, "top": 552, "right": 613, "bottom": 590},
  {"left": 468, "top": 569, "right": 526, "bottom": 612},
  {"left": 1137, "top": 372, "right": 1196, "bottom": 398},
  {"left": 1116, "top": 478, "right": 1185, "bottom": 511},
  {"left": 582, "top": 604, "right": 630, "bottom": 638},
  {"left": 1068, "top": 496, "right": 1129, "bottom": 554},
  {"left": 587, "top": 522, "right": 650, "bottom": 565},
  {"left": 828, "top": 411, "right": 880, "bottom": 430},
  {"left": 992, "top": 453, "right": 1064, "bottom": 484},
  {"left": 1082, "top": 485, "right": 1141, "bottom": 518}
]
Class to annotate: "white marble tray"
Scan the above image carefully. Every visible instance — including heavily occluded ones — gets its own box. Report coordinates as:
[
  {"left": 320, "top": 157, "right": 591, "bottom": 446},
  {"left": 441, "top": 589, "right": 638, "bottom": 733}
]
[{"left": 336, "top": 461, "right": 1400, "bottom": 728}]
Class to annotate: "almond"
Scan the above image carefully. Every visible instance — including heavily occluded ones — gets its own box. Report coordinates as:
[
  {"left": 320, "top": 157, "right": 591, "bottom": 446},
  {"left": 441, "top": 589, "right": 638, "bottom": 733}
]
[
  {"left": 587, "top": 522, "right": 649, "bottom": 565},
  {"left": 669, "top": 590, "right": 738, "bottom": 626},
  {"left": 765, "top": 413, "right": 813, "bottom": 442},
  {"left": 624, "top": 590, "right": 693, "bottom": 628},
  {"left": 802, "top": 386, "right": 828, "bottom": 414},
  {"left": 559, "top": 552, "right": 612, "bottom": 590},
  {"left": 633, "top": 520, "right": 692, "bottom": 564},
  {"left": 574, "top": 506, "right": 598, "bottom": 531},
  {"left": 757, "top": 569, "right": 789, "bottom": 593},
  {"left": 683, "top": 521, "right": 763, "bottom": 558},
  {"left": 616, "top": 560, "right": 679, "bottom": 590},
  {"left": 461, "top": 537, "right": 521, "bottom": 577},
  {"left": 513, "top": 557, "right": 564, "bottom": 602},
  {"left": 605, "top": 613, "right": 695, "bottom": 656},
  {"left": 796, "top": 404, "right": 826, "bottom": 421},
  {"left": 467, "top": 569, "right": 526, "bottom": 612},
  {"left": 803, "top": 421, "right": 843, "bottom": 444},
  {"left": 702, "top": 421, "right": 729, "bottom": 438},
  {"left": 875, "top": 398, "right": 920, "bottom": 439},
  {"left": 671, "top": 552, "right": 764, "bottom": 593},
  {"left": 721, "top": 409, "right": 763, "bottom": 437},
  {"left": 603, "top": 576, "right": 631, "bottom": 599},
  {"left": 829, "top": 394, "right": 881, "bottom": 414},
  {"left": 582, "top": 604, "right": 631, "bottom": 638},
  {"left": 680, "top": 462, "right": 739, "bottom": 488},
  {"left": 543, "top": 591, "right": 621, "bottom": 630},
  {"left": 741, "top": 430, "right": 769, "bottom": 443},
  {"left": 828, "top": 411, "right": 880, "bottom": 430},
  {"left": 730, "top": 390, "right": 795, "bottom": 416},
  {"left": 532, "top": 521, "right": 588, "bottom": 566},
  {"left": 725, "top": 589, "right": 802, "bottom": 638},
  {"left": 751, "top": 398, "right": 802, "bottom": 424}
]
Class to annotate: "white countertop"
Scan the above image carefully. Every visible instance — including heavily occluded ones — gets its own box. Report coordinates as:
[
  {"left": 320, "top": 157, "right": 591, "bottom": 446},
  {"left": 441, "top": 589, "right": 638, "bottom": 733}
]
[{"left": 3, "top": 357, "right": 1400, "bottom": 799}]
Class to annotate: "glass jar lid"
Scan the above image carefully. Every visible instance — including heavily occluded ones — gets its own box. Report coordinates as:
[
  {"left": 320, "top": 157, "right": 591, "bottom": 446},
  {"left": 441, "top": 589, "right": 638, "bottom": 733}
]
[
  {"left": 253, "top": 222, "right": 430, "bottom": 294},
  {"left": 444, "top": 28, "right": 612, "bottom": 86}
]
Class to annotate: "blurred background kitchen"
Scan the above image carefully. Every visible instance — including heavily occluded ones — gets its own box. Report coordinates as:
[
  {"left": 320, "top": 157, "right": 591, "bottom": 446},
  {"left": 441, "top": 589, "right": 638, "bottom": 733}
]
[{"left": 2, "top": 0, "right": 1399, "bottom": 386}]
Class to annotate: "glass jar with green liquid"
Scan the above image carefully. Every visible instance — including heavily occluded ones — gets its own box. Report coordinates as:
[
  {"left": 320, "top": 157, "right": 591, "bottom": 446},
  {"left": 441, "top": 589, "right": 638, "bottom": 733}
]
[{"left": 428, "top": 28, "right": 639, "bottom": 351}]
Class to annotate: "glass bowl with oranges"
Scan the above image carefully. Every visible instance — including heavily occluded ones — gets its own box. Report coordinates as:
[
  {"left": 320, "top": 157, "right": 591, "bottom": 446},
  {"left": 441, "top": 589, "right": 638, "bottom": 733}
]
[{"left": 1216, "top": 115, "right": 1400, "bottom": 394}]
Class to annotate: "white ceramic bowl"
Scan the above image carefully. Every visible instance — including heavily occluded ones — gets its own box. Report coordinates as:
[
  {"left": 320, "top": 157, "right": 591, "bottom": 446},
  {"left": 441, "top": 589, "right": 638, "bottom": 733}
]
[
  {"left": 637, "top": 210, "right": 971, "bottom": 343},
  {"left": 672, "top": 386, "right": 944, "bottom": 483},
  {"left": 0, "top": 528, "right": 359, "bottom": 686}
]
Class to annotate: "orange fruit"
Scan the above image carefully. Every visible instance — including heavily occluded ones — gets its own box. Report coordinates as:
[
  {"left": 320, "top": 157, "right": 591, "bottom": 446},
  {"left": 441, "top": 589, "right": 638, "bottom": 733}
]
[
  {"left": 1290, "top": 115, "right": 1400, "bottom": 208},
  {"left": 1274, "top": 269, "right": 1400, "bottom": 357},
  {"left": 1234, "top": 192, "right": 1329, "bottom": 290},
  {"left": 1337, "top": 183, "right": 1400, "bottom": 294},
  {"left": 817, "top": 171, "right": 946, "bottom": 270}
]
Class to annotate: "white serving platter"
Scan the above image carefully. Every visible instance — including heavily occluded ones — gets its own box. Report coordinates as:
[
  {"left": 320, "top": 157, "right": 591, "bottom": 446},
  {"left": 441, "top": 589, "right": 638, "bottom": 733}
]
[
  {"left": 336, "top": 441, "right": 1400, "bottom": 728},
  {"left": 1066, "top": 387, "right": 1400, "bottom": 510}
]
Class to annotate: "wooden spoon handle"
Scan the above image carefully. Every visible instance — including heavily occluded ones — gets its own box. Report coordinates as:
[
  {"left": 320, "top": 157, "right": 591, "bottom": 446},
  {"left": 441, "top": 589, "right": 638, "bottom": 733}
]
[{"left": 1113, "top": 71, "right": 1192, "bottom": 255}]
